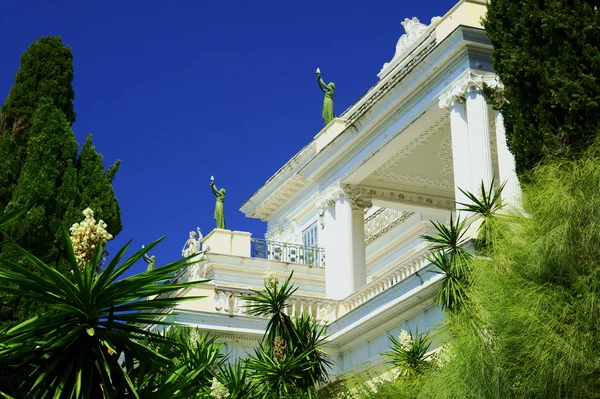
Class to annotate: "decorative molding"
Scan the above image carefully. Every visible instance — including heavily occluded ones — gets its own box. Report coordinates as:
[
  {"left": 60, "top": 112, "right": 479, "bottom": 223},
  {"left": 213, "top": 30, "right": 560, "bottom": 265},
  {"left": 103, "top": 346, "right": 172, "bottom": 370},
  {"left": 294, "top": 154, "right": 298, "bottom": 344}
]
[
  {"left": 344, "top": 184, "right": 454, "bottom": 211},
  {"left": 371, "top": 113, "right": 450, "bottom": 183},
  {"left": 265, "top": 223, "right": 282, "bottom": 240},
  {"left": 380, "top": 17, "right": 433, "bottom": 77},
  {"left": 438, "top": 70, "right": 504, "bottom": 109},
  {"left": 384, "top": 174, "right": 453, "bottom": 189},
  {"left": 249, "top": 174, "right": 306, "bottom": 221},
  {"left": 437, "top": 135, "right": 453, "bottom": 175}
]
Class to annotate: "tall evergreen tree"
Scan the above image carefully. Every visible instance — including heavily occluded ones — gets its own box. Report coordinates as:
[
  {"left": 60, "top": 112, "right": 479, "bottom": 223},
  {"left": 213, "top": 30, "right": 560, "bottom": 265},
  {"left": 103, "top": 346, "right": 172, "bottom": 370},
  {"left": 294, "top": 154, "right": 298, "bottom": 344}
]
[
  {"left": 0, "top": 37, "right": 122, "bottom": 326},
  {"left": 483, "top": 1, "right": 600, "bottom": 175}
]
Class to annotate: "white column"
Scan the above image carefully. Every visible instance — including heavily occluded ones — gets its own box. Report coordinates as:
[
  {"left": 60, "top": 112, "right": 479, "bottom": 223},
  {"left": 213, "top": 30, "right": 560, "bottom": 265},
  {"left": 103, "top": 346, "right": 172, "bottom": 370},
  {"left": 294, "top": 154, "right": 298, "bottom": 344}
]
[
  {"left": 319, "top": 187, "right": 368, "bottom": 300},
  {"left": 448, "top": 99, "right": 472, "bottom": 216},
  {"left": 494, "top": 111, "right": 522, "bottom": 208},
  {"left": 466, "top": 89, "right": 494, "bottom": 194}
]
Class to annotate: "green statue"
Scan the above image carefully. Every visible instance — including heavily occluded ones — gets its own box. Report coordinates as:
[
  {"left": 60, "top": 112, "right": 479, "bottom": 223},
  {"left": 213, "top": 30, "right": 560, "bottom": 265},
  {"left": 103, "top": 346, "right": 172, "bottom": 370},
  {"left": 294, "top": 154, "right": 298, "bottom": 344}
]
[
  {"left": 211, "top": 176, "right": 226, "bottom": 229},
  {"left": 142, "top": 245, "right": 156, "bottom": 272},
  {"left": 316, "top": 67, "right": 335, "bottom": 125}
]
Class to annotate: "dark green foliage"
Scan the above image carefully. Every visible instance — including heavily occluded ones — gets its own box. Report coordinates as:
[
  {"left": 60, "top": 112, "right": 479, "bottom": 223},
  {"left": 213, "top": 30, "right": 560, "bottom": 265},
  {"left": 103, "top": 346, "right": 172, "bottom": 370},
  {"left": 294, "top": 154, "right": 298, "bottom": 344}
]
[
  {"left": 0, "top": 37, "right": 122, "bottom": 326},
  {"left": 217, "top": 361, "right": 257, "bottom": 398},
  {"left": 129, "top": 327, "right": 224, "bottom": 398},
  {"left": 0, "top": 229, "right": 209, "bottom": 398},
  {"left": 77, "top": 134, "right": 122, "bottom": 236},
  {"left": 483, "top": 1, "right": 600, "bottom": 175},
  {"left": 0, "top": 36, "right": 75, "bottom": 135}
]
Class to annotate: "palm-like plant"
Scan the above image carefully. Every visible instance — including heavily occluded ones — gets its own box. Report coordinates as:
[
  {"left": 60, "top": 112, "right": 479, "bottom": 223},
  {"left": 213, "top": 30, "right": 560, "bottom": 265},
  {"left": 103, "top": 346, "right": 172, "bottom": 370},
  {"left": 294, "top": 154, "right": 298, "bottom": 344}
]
[
  {"left": 216, "top": 360, "right": 257, "bottom": 399},
  {"left": 0, "top": 223, "right": 209, "bottom": 398},
  {"left": 420, "top": 213, "right": 472, "bottom": 265},
  {"left": 128, "top": 327, "right": 224, "bottom": 398},
  {"left": 245, "top": 344, "right": 316, "bottom": 398},
  {"left": 241, "top": 273, "right": 298, "bottom": 348},
  {"left": 428, "top": 251, "right": 470, "bottom": 311},
  {"left": 291, "top": 314, "right": 332, "bottom": 389},
  {"left": 384, "top": 327, "right": 432, "bottom": 376},
  {"left": 458, "top": 179, "right": 506, "bottom": 254}
]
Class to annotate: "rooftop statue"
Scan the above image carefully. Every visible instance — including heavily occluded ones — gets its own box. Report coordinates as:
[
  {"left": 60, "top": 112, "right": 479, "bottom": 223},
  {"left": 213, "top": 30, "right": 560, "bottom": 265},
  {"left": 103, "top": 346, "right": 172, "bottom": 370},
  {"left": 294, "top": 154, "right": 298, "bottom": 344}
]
[
  {"left": 182, "top": 227, "right": 203, "bottom": 257},
  {"left": 211, "top": 176, "right": 226, "bottom": 229},
  {"left": 141, "top": 245, "right": 156, "bottom": 272},
  {"left": 316, "top": 67, "right": 335, "bottom": 125}
]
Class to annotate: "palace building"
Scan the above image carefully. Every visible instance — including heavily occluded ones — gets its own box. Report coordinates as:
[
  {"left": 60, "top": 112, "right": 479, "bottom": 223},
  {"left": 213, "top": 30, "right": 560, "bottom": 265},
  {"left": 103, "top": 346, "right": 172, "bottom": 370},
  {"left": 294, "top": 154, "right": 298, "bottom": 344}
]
[{"left": 165, "top": 0, "right": 520, "bottom": 378}]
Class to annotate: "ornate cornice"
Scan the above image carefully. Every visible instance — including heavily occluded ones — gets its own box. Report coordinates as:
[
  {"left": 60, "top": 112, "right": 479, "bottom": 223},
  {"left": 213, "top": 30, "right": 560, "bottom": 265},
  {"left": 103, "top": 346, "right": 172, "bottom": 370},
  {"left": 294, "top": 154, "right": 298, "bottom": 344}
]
[
  {"left": 344, "top": 184, "right": 454, "bottom": 211},
  {"left": 438, "top": 70, "right": 504, "bottom": 109}
]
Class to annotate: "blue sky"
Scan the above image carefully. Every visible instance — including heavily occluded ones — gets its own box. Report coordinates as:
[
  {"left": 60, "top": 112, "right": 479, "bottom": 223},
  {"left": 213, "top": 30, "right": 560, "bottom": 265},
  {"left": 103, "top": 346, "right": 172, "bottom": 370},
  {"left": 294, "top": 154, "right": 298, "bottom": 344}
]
[{"left": 0, "top": 0, "right": 457, "bottom": 276}]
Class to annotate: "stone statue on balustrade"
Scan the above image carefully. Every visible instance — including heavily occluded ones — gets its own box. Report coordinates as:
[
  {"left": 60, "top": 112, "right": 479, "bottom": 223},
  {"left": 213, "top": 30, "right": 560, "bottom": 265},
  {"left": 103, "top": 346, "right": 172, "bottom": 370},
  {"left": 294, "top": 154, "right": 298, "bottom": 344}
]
[
  {"left": 189, "top": 245, "right": 211, "bottom": 280},
  {"left": 141, "top": 245, "right": 156, "bottom": 272},
  {"left": 182, "top": 227, "right": 203, "bottom": 257},
  {"left": 210, "top": 176, "right": 226, "bottom": 229},
  {"left": 316, "top": 68, "right": 336, "bottom": 126}
]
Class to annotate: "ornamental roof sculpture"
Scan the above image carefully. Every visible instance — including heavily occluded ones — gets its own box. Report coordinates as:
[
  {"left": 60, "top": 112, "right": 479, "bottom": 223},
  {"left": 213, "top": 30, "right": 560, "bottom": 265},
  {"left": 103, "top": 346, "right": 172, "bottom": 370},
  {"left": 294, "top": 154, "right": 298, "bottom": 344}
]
[{"left": 379, "top": 16, "right": 441, "bottom": 78}]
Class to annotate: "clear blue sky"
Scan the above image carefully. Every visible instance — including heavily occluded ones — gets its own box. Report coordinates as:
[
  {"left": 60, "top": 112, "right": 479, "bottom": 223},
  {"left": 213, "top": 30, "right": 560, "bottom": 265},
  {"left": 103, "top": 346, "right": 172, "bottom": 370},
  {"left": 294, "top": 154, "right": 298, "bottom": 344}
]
[{"left": 0, "top": 0, "right": 457, "bottom": 277}]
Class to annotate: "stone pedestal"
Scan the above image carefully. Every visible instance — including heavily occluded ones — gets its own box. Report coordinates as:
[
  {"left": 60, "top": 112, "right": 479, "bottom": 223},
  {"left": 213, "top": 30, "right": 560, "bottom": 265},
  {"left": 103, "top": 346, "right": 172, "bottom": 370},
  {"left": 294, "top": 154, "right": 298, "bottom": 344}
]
[{"left": 202, "top": 229, "right": 252, "bottom": 257}]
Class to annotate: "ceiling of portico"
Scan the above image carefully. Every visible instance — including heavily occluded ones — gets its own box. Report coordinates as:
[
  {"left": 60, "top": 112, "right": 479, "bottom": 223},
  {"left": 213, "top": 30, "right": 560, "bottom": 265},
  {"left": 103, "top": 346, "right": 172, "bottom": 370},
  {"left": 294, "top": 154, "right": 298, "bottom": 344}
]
[{"left": 363, "top": 108, "right": 453, "bottom": 195}]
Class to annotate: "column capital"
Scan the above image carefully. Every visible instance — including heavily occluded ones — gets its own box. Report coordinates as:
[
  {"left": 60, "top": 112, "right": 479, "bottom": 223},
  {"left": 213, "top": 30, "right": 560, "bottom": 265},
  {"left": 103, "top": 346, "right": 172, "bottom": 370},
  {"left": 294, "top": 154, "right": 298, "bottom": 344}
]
[
  {"left": 438, "top": 70, "right": 504, "bottom": 109},
  {"left": 316, "top": 183, "right": 373, "bottom": 211}
]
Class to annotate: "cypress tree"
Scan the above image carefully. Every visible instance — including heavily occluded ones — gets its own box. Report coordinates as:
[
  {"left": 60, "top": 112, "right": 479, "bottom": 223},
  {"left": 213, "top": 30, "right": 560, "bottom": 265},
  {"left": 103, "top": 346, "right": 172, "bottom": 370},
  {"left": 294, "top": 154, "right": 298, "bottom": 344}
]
[
  {"left": 0, "top": 37, "right": 122, "bottom": 326},
  {"left": 77, "top": 135, "right": 122, "bottom": 237},
  {"left": 483, "top": 1, "right": 600, "bottom": 175}
]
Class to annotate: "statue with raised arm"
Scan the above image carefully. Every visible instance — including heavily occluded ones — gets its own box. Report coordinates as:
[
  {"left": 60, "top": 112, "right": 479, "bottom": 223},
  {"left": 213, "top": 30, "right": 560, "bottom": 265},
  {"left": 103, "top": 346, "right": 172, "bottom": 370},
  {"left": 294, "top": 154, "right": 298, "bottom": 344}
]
[
  {"left": 182, "top": 227, "right": 203, "bottom": 257},
  {"left": 316, "top": 67, "right": 336, "bottom": 126},
  {"left": 142, "top": 245, "right": 156, "bottom": 272},
  {"left": 210, "top": 176, "right": 226, "bottom": 229}
]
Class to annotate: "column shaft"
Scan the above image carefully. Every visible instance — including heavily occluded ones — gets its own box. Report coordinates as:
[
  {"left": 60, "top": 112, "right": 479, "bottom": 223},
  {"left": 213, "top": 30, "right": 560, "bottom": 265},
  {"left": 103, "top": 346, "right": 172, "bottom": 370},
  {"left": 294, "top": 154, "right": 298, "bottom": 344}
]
[
  {"left": 449, "top": 100, "right": 472, "bottom": 215},
  {"left": 466, "top": 90, "right": 494, "bottom": 194},
  {"left": 494, "top": 111, "right": 522, "bottom": 208}
]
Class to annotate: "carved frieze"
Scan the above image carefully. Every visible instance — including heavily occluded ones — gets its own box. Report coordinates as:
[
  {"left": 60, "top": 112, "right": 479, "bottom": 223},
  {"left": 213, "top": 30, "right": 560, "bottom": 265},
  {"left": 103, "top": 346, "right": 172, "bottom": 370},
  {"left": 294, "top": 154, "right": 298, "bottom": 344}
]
[{"left": 344, "top": 184, "right": 454, "bottom": 211}]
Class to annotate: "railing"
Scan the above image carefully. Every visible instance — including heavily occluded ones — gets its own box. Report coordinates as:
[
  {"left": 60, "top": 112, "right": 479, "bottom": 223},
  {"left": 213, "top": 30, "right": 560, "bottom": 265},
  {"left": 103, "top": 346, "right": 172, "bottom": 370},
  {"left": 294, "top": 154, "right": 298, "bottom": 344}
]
[
  {"left": 344, "top": 243, "right": 433, "bottom": 311},
  {"left": 213, "top": 286, "right": 337, "bottom": 323},
  {"left": 250, "top": 238, "right": 325, "bottom": 267},
  {"left": 364, "top": 208, "right": 414, "bottom": 245}
]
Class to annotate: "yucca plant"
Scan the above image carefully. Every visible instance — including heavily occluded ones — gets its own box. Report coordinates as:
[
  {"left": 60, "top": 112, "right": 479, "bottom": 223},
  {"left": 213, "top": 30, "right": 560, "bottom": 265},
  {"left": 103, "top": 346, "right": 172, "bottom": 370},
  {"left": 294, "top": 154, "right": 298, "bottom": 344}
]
[
  {"left": 384, "top": 327, "right": 432, "bottom": 377},
  {"left": 245, "top": 344, "right": 316, "bottom": 398},
  {"left": 458, "top": 179, "right": 506, "bottom": 254},
  {"left": 216, "top": 360, "right": 257, "bottom": 398},
  {"left": 428, "top": 251, "right": 470, "bottom": 311},
  {"left": 127, "top": 327, "right": 224, "bottom": 398},
  {"left": 241, "top": 272, "right": 298, "bottom": 348},
  {"left": 0, "top": 222, "right": 209, "bottom": 398},
  {"left": 290, "top": 314, "right": 331, "bottom": 389},
  {"left": 420, "top": 213, "right": 473, "bottom": 265}
]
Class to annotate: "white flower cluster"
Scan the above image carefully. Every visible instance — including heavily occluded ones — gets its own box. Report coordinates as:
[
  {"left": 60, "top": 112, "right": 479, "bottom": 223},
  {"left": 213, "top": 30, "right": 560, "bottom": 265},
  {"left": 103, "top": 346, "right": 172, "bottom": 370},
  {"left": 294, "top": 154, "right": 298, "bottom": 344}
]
[
  {"left": 70, "top": 208, "right": 113, "bottom": 270},
  {"left": 431, "top": 344, "right": 452, "bottom": 368},
  {"left": 398, "top": 329, "right": 413, "bottom": 351},
  {"left": 263, "top": 268, "right": 279, "bottom": 289},
  {"left": 209, "top": 377, "right": 230, "bottom": 399}
]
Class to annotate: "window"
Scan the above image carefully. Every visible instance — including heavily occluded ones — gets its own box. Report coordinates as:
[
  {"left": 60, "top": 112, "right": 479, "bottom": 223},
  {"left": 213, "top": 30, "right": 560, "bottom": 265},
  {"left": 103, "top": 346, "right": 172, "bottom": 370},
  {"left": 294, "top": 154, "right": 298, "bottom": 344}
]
[{"left": 302, "top": 222, "right": 318, "bottom": 248}]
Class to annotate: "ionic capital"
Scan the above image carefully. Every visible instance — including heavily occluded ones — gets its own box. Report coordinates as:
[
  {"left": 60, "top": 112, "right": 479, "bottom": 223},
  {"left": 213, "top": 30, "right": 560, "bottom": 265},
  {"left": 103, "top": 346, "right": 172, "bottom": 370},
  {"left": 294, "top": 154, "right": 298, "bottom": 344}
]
[{"left": 438, "top": 70, "right": 504, "bottom": 109}]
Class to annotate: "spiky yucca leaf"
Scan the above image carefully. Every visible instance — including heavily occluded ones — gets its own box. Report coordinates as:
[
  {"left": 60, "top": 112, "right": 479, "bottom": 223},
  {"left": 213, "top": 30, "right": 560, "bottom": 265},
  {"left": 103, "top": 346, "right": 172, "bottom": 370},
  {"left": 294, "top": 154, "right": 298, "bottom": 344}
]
[
  {"left": 0, "top": 224, "right": 209, "bottom": 399},
  {"left": 240, "top": 272, "right": 298, "bottom": 348},
  {"left": 428, "top": 251, "right": 470, "bottom": 311},
  {"left": 216, "top": 360, "right": 257, "bottom": 398},
  {"left": 421, "top": 213, "right": 473, "bottom": 265},
  {"left": 384, "top": 327, "right": 432, "bottom": 376},
  {"left": 458, "top": 179, "right": 506, "bottom": 254}
]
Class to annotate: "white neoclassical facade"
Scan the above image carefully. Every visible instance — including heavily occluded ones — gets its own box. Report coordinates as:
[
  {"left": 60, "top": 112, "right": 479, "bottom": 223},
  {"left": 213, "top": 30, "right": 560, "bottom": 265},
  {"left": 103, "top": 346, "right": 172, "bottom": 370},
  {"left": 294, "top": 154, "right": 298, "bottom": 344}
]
[{"left": 164, "top": 0, "right": 520, "bottom": 378}]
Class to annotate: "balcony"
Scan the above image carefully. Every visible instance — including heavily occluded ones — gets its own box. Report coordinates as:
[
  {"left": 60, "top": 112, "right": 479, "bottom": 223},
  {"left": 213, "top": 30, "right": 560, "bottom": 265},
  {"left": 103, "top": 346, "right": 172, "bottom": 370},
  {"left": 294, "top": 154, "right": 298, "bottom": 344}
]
[{"left": 250, "top": 238, "right": 325, "bottom": 267}]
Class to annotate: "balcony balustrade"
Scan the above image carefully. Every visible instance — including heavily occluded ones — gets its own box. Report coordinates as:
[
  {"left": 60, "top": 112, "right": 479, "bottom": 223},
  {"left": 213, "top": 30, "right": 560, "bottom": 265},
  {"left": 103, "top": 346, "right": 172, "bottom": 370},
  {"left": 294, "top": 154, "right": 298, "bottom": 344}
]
[
  {"left": 250, "top": 238, "right": 325, "bottom": 267},
  {"left": 364, "top": 208, "right": 414, "bottom": 244},
  {"left": 213, "top": 286, "right": 337, "bottom": 323}
]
